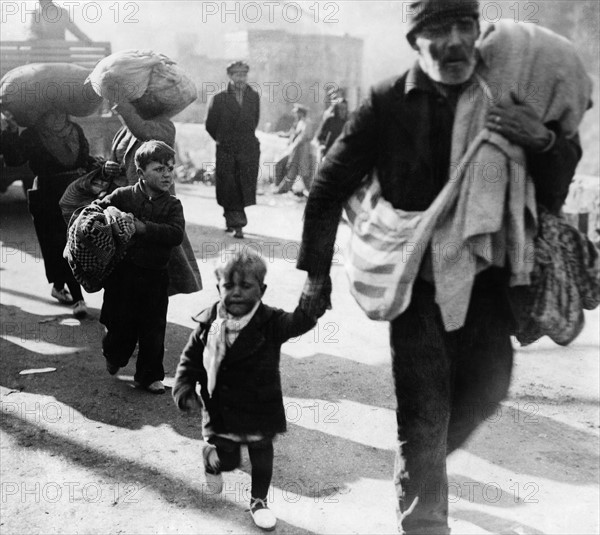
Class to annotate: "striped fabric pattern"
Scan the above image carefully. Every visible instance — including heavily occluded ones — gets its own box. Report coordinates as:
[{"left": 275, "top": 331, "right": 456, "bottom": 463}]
[{"left": 343, "top": 174, "right": 429, "bottom": 321}]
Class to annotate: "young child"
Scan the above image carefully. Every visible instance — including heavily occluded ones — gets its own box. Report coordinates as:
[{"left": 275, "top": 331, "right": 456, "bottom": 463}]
[
  {"left": 59, "top": 162, "right": 118, "bottom": 224},
  {"left": 173, "top": 251, "right": 328, "bottom": 530},
  {"left": 95, "top": 140, "right": 184, "bottom": 394}
]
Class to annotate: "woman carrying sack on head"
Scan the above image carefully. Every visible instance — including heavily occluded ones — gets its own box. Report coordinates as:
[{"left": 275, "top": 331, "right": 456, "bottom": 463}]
[{"left": 1, "top": 109, "right": 119, "bottom": 317}]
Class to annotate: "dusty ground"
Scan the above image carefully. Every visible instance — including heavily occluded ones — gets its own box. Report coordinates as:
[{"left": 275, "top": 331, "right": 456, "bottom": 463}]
[{"left": 1, "top": 181, "right": 598, "bottom": 535}]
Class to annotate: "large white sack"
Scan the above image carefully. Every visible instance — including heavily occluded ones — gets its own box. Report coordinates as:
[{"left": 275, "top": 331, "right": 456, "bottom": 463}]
[
  {"left": 86, "top": 49, "right": 162, "bottom": 102},
  {"left": 87, "top": 49, "right": 197, "bottom": 117},
  {"left": 0, "top": 63, "right": 102, "bottom": 127},
  {"left": 134, "top": 57, "right": 197, "bottom": 118}
]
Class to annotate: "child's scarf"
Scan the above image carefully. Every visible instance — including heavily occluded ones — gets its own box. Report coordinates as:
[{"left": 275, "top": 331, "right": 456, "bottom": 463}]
[{"left": 204, "top": 301, "right": 261, "bottom": 397}]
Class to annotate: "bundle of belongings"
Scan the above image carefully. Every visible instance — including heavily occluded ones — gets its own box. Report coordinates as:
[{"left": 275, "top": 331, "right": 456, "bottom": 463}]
[
  {"left": 64, "top": 205, "right": 135, "bottom": 292},
  {"left": 0, "top": 63, "right": 102, "bottom": 127},
  {"left": 509, "top": 206, "right": 600, "bottom": 346},
  {"left": 87, "top": 49, "right": 197, "bottom": 117}
]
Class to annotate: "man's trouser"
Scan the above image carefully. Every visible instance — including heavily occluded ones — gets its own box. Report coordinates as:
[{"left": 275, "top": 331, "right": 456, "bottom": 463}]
[{"left": 390, "top": 272, "right": 514, "bottom": 534}]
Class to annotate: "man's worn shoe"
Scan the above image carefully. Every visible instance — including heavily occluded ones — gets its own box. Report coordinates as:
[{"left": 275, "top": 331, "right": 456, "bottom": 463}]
[
  {"left": 202, "top": 445, "right": 223, "bottom": 494},
  {"left": 106, "top": 362, "right": 120, "bottom": 375},
  {"left": 51, "top": 287, "right": 73, "bottom": 305},
  {"left": 233, "top": 229, "right": 244, "bottom": 239},
  {"left": 72, "top": 300, "right": 87, "bottom": 319},
  {"left": 145, "top": 380, "right": 166, "bottom": 394},
  {"left": 250, "top": 498, "right": 276, "bottom": 531}
]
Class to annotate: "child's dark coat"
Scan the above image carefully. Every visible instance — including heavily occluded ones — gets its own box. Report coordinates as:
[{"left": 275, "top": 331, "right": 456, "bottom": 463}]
[{"left": 173, "top": 302, "right": 316, "bottom": 435}]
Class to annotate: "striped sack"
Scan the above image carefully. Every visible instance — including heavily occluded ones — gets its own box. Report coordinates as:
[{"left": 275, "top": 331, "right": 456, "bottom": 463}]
[{"left": 343, "top": 173, "right": 432, "bottom": 321}]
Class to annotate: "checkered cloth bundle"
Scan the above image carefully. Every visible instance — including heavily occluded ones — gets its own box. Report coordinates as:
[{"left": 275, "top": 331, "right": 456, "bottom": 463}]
[{"left": 64, "top": 204, "right": 135, "bottom": 292}]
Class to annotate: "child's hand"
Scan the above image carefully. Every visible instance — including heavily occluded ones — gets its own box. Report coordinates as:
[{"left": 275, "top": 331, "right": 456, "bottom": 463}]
[{"left": 103, "top": 161, "right": 122, "bottom": 178}]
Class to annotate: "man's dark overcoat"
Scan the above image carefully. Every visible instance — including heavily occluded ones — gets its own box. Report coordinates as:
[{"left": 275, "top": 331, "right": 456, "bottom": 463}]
[{"left": 205, "top": 84, "right": 260, "bottom": 209}]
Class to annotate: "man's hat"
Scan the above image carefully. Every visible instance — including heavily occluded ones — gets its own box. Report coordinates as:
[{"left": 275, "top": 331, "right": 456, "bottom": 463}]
[
  {"left": 226, "top": 61, "right": 250, "bottom": 74},
  {"left": 406, "top": 0, "right": 480, "bottom": 44}
]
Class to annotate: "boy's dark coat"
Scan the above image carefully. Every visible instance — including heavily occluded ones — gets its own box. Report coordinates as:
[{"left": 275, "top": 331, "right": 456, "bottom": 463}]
[{"left": 173, "top": 302, "right": 316, "bottom": 435}]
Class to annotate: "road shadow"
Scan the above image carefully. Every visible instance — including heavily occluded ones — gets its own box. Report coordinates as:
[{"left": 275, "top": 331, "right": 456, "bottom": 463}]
[
  {"left": 0, "top": 301, "right": 396, "bottom": 498},
  {"left": 451, "top": 508, "right": 545, "bottom": 535},
  {"left": 3, "top": 297, "right": 598, "bottom": 500},
  {"left": 0, "top": 410, "right": 317, "bottom": 535}
]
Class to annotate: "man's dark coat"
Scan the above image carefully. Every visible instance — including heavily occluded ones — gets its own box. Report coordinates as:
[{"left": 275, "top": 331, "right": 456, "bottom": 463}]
[{"left": 205, "top": 84, "right": 261, "bottom": 209}]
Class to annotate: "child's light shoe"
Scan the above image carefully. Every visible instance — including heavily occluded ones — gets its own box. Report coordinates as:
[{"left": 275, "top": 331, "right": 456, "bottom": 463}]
[
  {"left": 72, "top": 300, "right": 87, "bottom": 318},
  {"left": 145, "top": 380, "right": 166, "bottom": 394},
  {"left": 202, "top": 444, "right": 223, "bottom": 494},
  {"left": 250, "top": 498, "right": 276, "bottom": 531},
  {"left": 51, "top": 287, "right": 73, "bottom": 305}
]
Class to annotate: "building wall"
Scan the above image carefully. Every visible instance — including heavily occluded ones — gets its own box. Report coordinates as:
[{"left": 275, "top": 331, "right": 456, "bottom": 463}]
[
  {"left": 233, "top": 30, "right": 363, "bottom": 131},
  {"left": 174, "top": 29, "right": 363, "bottom": 132}
]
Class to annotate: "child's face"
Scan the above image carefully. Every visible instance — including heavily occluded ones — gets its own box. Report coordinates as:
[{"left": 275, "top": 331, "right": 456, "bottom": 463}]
[
  {"left": 89, "top": 176, "right": 110, "bottom": 195},
  {"left": 138, "top": 158, "right": 174, "bottom": 194},
  {"left": 218, "top": 271, "right": 265, "bottom": 317}
]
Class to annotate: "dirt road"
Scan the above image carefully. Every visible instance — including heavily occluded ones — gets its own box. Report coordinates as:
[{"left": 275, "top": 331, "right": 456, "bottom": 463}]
[{"left": 1, "top": 182, "right": 598, "bottom": 534}]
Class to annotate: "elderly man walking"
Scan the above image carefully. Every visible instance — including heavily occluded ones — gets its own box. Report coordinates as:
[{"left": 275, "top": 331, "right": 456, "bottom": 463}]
[
  {"left": 206, "top": 61, "right": 261, "bottom": 239},
  {"left": 297, "top": 1, "right": 590, "bottom": 533}
]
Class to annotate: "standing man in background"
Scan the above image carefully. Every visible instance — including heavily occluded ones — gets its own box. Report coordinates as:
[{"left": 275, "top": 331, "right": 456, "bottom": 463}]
[
  {"left": 205, "top": 61, "right": 261, "bottom": 239},
  {"left": 30, "top": 0, "right": 93, "bottom": 43},
  {"left": 314, "top": 98, "right": 349, "bottom": 159}
]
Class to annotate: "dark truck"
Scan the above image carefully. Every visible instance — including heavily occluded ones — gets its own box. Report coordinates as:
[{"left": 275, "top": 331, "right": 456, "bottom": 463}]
[{"left": 0, "top": 39, "right": 121, "bottom": 194}]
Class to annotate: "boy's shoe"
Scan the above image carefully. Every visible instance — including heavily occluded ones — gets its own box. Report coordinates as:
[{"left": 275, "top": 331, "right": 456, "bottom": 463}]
[
  {"left": 51, "top": 287, "right": 73, "bottom": 305},
  {"left": 145, "top": 380, "right": 166, "bottom": 394},
  {"left": 250, "top": 498, "right": 276, "bottom": 531},
  {"left": 233, "top": 229, "right": 244, "bottom": 239},
  {"left": 225, "top": 227, "right": 234, "bottom": 232},
  {"left": 106, "top": 362, "right": 120, "bottom": 375},
  {"left": 72, "top": 300, "right": 87, "bottom": 319},
  {"left": 202, "top": 445, "right": 223, "bottom": 494}
]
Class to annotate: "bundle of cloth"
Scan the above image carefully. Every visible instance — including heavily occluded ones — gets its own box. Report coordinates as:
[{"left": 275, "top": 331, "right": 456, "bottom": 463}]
[
  {"left": 509, "top": 205, "right": 600, "bottom": 346},
  {"left": 0, "top": 63, "right": 102, "bottom": 127},
  {"left": 87, "top": 49, "right": 197, "bottom": 117},
  {"left": 64, "top": 204, "right": 136, "bottom": 293}
]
